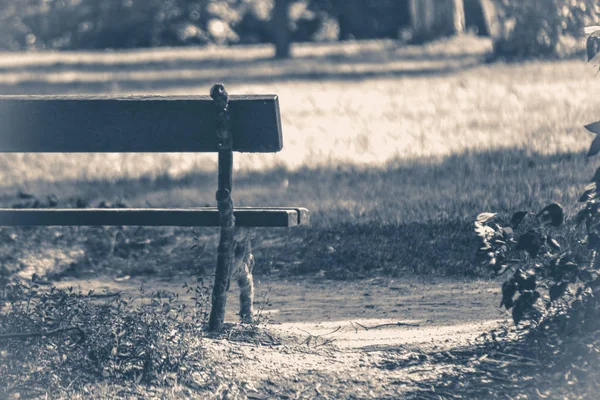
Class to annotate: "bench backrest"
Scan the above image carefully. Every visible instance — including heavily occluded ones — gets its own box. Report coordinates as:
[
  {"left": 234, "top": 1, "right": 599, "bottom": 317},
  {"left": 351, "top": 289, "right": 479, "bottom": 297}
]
[
  {"left": 0, "top": 95, "right": 282, "bottom": 153},
  {"left": 0, "top": 91, "right": 309, "bottom": 228}
]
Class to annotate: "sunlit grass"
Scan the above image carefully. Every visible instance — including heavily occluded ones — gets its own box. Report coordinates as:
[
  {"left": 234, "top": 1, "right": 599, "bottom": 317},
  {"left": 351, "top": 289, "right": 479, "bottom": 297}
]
[
  {"left": 0, "top": 36, "right": 598, "bottom": 278},
  {"left": 0, "top": 36, "right": 597, "bottom": 187}
]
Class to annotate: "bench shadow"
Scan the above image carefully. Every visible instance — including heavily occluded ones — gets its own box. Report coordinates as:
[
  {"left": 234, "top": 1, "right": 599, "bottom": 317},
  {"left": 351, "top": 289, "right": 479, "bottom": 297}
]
[{"left": 0, "top": 147, "right": 591, "bottom": 280}]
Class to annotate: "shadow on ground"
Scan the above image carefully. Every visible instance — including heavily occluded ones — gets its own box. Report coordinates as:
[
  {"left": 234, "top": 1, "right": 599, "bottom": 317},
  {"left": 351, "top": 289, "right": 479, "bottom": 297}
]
[
  {"left": 0, "top": 37, "right": 490, "bottom": 94},
  {"left": 0, "top": 146, "right": 593, "bottom": 281}
]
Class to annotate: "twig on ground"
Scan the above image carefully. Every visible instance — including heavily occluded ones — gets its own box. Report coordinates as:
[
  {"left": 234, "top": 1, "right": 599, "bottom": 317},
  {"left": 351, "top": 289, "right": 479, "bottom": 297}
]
[
  {"left": 353, "top": 321, "right": 420, "bottom": 330},
  {"left": 296, "top": 326, "right": 340, "bottom": 347},
  {"left": 493, "top": 351, "right": 540, "bottom": 364},
  {"left": 0, "top": 326, "right": 85, "bottom": 342},
  {"left": 322, "top": 326, "right": 341, "bottom": 336}
]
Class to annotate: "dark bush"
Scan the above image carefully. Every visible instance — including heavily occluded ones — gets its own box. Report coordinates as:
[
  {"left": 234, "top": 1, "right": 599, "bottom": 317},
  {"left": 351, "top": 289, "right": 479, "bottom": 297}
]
[
  {"left": 0, "top": 0, "right": 334, "bottom": 50},
  {"left": 492, "top": 0, "right": 600, "bottom": 58},
  {"left": 0, "top": 0, "right": 250, "bottom": 50},
  {"left": 309, "top": 0, "right": 410, "bottom": 40}
]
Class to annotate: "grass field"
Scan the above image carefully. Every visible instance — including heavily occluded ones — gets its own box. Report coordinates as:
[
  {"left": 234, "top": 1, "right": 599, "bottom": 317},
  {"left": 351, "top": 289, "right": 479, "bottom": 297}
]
[
  {"left": 0, "top": 35, "right": 598, "bottom": 279},
  {"left": 0, "top": 35, "right": 597, "bottom": 183}
]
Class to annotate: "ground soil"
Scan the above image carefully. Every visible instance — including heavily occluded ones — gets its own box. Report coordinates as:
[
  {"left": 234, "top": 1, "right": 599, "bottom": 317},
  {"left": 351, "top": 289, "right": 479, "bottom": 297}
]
[{"left": 48, "top": 274, "right": 508, "bottom": 398}]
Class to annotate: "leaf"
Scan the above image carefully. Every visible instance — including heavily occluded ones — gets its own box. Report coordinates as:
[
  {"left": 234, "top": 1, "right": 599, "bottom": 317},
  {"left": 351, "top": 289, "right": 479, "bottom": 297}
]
[
  {"left": 516, "top": 231, "right": 543, "bottom": 258},
  {"left": 575, "top": 209, "right": 587, "bottom": 226},
  {"left": 588, "top": 134, "right": 600, "bottom": 157},
  {"left": 496, "top": 264, "right": 509, "bottom": 276},
  {"left": 501, "top": 226, "right": 514, "bottom": 239},
  {"left": 587, "top": 31, "right": 600, "bottom": 62},
  {"left": 474, "top": 223, "right": 495, "bottom": 240},
  {"left": 592, "top": 168, "right": 600, "bottom": 184},
  {"left": 585, "top": 26, "right": 600, "bottom": 35},
  {"left": 512, "top": 302, "right": 525, "bottom": 325},
  {"left": 510, "top": 211, "right": 528, "bottom": 229},
  {"left": 500, "top": 279, "right": 517, "bottom": 309},
  {"left": 579, "top": 183, "right": 597, "bottom": 202},
  {"left": 585, "top": 121, "right": 600, "bottom": 135},
  {"left": 551, "top": 260, "right": 581, "bottom": 283},
  {"left": 549, "top": 282, "right": 569, "bottom": 302},
  {"left": 514, "top": 268, "right": 537, "bottom": 292},
  {"left": 522, "top": 274, "right": 537, "bottom": 292},
  {"left": 476, "top": 213, "right": 497, "bottom": 224},
  {"left": 537, "top": 203, "right": 564, "bottom": 227},
  {"left": 512, "top": 291, "right": 540, "bottom": 325},
  {"left": 589, "top": 277, "right": 600, "bottom": 292}
]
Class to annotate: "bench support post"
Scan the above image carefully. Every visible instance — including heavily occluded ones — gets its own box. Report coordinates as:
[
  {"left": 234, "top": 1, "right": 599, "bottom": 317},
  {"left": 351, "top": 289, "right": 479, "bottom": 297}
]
[{"left": 208, "top": 84, "right": 236, "bottom": 332}]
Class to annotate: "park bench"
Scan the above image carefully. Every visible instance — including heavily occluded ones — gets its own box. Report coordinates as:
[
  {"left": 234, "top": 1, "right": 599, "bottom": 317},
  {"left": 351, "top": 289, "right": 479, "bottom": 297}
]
[{"left": 0, "top": 84, "right": 309, "bottom": 331}]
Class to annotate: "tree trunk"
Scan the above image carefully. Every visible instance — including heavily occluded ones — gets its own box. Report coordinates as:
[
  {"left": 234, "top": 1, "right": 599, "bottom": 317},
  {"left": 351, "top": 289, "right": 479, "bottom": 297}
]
[
  {"left": 409, "top": 0, "right": 465, "bottom": 42},
  {"left": 450, "top": 0, "right": 466, "bottom": 34},
  {"left": 272, "top": 0, "right": 291, "bottom": 59},
  {"left": 409, "top": 0, "right": 435, "bottom": 40},
  {"left": 478, "top": 0, "right": 500, "bottom": 39}
]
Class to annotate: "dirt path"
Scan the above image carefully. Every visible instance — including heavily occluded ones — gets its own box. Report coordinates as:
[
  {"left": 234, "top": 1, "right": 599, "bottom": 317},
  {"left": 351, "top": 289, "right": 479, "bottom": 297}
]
[
  {"left": 50, "top": 274, "right": 508, "bottom": 398},
  {"left": 52, "top": 274, "right": 504, "bottom": 330}
]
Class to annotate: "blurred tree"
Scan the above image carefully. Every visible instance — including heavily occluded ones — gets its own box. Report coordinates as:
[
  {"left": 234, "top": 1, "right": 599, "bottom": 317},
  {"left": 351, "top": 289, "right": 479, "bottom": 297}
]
[
  {"left": 0, "top": 1, "right": 32, "bottom": 49},
  {"left": 464, "top": 0, "right": 491, "bottom": 36},
  {"left": 272, "top": 0, "right": 291, "bottom": 58},
  {"left": 309, "top": 0, "right": 410, "bottom": 40},
  {"left": 492, "top": 0, "right": 600, "bottom": 58},
  {"left": 409, "top": 0, "right": 465, "bottom": 42}
]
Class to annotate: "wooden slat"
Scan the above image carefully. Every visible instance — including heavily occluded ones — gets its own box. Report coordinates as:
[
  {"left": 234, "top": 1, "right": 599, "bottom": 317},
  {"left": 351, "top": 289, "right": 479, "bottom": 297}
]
[
  {"left": 0, "top": 95, "right": 282, "bottom": 153},
  {"left": 237, "top": 207, "right": 309, "bottom": 226},
  {"left": 0, "top": 207, "right": 307, "bottom": 227}
]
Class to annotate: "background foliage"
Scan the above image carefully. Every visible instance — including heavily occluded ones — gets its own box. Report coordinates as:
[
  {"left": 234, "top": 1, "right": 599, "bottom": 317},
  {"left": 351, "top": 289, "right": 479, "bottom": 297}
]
[
  {"left": 1, "top": 0, "right": 599, "bottom": 58},
  {"left": 0, "top": 0, "right": 408, "bottom": 50},
  {"left": 492, "top": 0, "right": 600, "bottom": 57}
]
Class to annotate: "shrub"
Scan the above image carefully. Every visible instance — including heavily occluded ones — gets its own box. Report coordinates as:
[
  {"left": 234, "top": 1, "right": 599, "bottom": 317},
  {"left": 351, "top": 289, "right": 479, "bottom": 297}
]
[
  {"left": 492, "top": 0, "right": 600, "bottom": 58},
  {"left": 476, "top": 29, "right": 600, "bottom": 329},
  {"left": 0, "top": 276, "right": 211, "bottom": 395},
  {"left": 0, "top": 0, "right": 331, "bottom": 50},
  {"left": 0, "top": 0, "right": 247, "bottom": 50}
]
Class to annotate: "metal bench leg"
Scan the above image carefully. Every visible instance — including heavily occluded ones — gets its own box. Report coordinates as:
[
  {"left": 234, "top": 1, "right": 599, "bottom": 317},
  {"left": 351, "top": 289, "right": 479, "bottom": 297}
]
[{"left": 208, "top": 83, "right": 235, "bottom": 332}]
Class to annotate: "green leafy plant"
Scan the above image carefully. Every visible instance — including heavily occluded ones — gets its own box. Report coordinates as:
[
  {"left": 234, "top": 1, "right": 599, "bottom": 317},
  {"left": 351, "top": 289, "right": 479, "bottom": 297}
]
[{"left": 476, "top": 28, "right": 600, "bottom": 326}]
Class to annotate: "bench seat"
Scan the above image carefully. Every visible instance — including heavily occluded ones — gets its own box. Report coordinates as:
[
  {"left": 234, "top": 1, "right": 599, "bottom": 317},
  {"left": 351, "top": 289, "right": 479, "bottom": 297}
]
[{"left": 0, "top": 207, "right": 309, "bottom": 228}]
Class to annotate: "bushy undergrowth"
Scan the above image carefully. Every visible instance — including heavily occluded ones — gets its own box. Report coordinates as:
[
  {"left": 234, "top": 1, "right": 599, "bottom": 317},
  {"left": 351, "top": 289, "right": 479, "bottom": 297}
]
[
  {"left": 401, "top": 301, "right": 600, "bottom": 399},
  {"left": 470, "top": 30, "right": 600, "bottom": 398},
  {"left": 475, "top": 28, "right": 600, "bottom": 327},
  {"left": 0, "top": 276, "right": 211, "bottom": 397}
]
